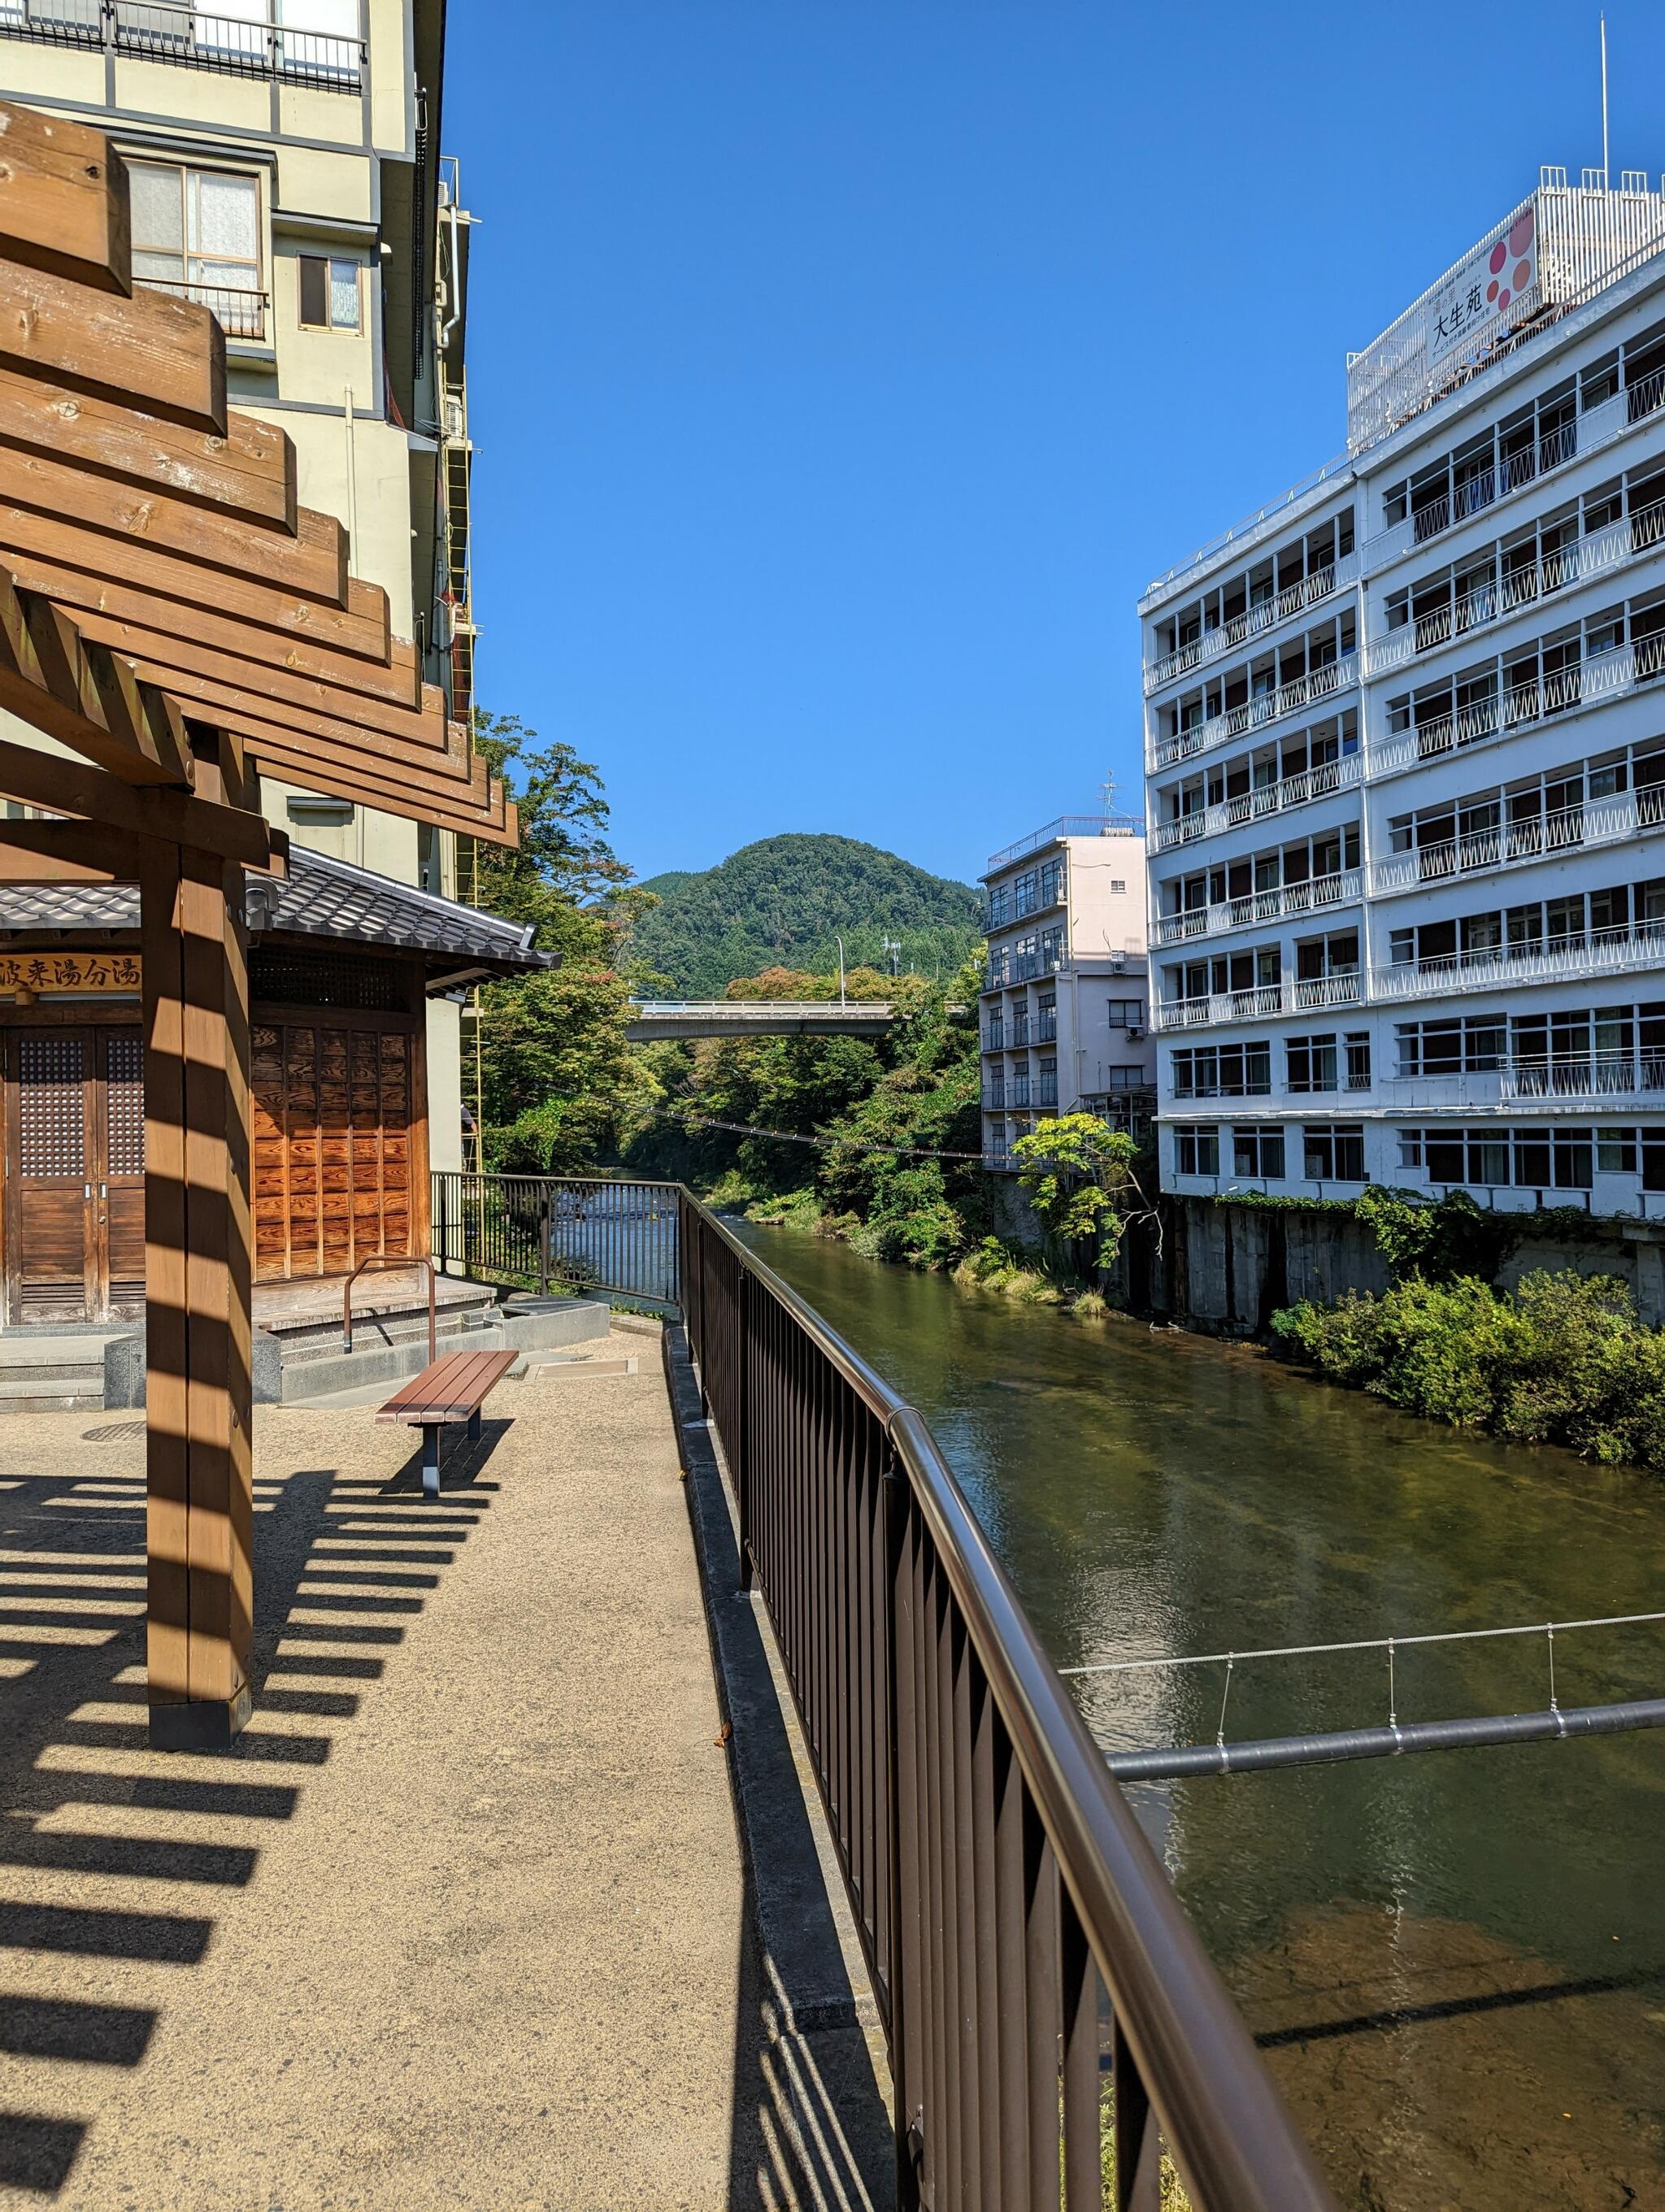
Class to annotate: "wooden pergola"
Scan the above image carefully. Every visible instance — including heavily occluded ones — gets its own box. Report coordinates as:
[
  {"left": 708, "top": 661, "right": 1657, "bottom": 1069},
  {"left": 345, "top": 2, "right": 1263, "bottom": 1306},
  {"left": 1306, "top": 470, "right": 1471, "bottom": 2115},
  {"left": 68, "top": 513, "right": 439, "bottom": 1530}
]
[{"left": 0, "top": 101, "right": 520, "bottom": 1748}]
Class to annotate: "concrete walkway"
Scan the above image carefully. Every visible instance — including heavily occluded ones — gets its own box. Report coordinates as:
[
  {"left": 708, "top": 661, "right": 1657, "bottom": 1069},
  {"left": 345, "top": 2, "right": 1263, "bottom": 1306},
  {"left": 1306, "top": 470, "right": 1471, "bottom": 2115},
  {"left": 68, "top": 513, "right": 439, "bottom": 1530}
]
[{"left": 0, "top": 1330, "right": 889, "bottom": 2210}]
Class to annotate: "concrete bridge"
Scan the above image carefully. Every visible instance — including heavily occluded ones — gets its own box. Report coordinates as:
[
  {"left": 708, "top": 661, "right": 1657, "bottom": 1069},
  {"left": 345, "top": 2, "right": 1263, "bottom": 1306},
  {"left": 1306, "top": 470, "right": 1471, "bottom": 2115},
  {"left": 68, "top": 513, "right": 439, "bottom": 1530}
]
[{"left": 625, "top": 997, "right": 900, "bottom": 1041}]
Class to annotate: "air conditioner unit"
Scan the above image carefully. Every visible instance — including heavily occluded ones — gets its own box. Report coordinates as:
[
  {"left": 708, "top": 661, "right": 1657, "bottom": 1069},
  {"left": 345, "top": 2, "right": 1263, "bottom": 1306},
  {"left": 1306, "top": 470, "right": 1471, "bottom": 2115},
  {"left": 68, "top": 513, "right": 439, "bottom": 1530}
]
[{"left": 1125, "top": 1024, "right": 1146, "bottom": 1042}]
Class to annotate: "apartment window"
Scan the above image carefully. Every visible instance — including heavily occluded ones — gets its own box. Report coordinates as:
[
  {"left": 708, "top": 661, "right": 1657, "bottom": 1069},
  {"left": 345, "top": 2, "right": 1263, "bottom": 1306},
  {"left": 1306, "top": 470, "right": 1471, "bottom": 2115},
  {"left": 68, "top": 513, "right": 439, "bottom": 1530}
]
[
  {"left": 1111, "top": 878, "right": 1127, "bottom": 893},
  {"left": 1286, "top": 1033, "right": 1337, "bottom": 1093},
  {"left": 984, "top": 1016, "right": 1004, "bottom": 1050},
  {"left": 1304, "top": 1124, "right": 1365, "bottom": 1181},
  {"left": 1598, "top": 1128, "right": 1637, "bottom": 1173},
  {"left": 1105, "top": 1065, "right": 1146, "bottom": 1088},
  {"left": 299, "top": 253, "right": 361, "bottom": 331},
  {"left": 1172, "top": 1042, "right": 1269, "bottom": 1099},
  {"left": 129, "top": 161, "right": 263, "bottom": 338},
  {"left": 1398, "top": 1128, "right": 1424, "bottom": 1170},
  {"left": 1175, "top": 1125, "right": 1219, "bottom": 1176},
  {"left": 1232, "top": 1125, "right": 1285, "bottom": 1179},
  {"left": 1513, "top": 1128, "right": 1552, "bottom": 1187},
  {"left": 1345, "top": 1032, "right": 1372, "bottom": 1090},
  {"left": 1106, "top": 999, "right": 1146, "bottom": 1028},
  {"left": 1467, "top": 1133, "right": 1511, "bottom": 1187}
]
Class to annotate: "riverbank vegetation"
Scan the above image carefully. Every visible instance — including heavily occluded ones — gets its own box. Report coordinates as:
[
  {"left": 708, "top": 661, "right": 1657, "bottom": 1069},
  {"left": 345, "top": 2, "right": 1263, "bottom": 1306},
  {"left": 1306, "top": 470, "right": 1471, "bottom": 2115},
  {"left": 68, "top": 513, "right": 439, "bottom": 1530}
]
[{"left": 1272, "top": 1189, "right": 1665, "bottom": 1471}]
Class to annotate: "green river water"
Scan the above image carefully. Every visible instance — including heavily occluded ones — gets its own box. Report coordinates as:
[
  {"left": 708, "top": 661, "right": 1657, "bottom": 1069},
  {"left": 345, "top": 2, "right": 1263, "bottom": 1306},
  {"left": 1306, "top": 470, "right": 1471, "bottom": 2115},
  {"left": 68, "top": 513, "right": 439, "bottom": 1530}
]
[{"left": 733, "top": 1219, "right": 1665, "bottom": 2212}]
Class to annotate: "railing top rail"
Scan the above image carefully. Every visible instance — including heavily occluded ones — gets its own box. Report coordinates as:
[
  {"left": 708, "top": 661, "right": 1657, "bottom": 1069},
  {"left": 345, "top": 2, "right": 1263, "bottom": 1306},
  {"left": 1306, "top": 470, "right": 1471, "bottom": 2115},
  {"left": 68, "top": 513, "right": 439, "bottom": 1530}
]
[{"left": 683, "top": 1191, "right": 1337, "bottom": 2210}]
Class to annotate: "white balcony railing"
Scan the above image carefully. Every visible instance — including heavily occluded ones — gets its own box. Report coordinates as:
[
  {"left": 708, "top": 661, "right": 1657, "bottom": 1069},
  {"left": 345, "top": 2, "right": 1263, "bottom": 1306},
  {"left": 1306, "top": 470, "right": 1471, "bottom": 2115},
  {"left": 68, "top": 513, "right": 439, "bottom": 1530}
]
[
  {"left": 1152, "top": 871, "right": 1363, "bottom": 946},
  {"left": 1364, "top": 502, "right": 1665, "bottom": 680},
  {"left": 1367, "top": 632, "right": 1665, "bottom": 784},
  {"left": 1143, "top": 554, "right": 1360, "bottom": 695},
  {"left": 1385, "top": 1057, "right": 1665, "bottom": 1112},
  {"left": 1363, "top": 368, "right": 1665, "bottom": 571},
  {"left": 1153, "top": 971, "right": 1362, "bottom": 1032},
  {"left": 1374, "top": 921, "right": 1665, "bottom": 1002},
  {"left": 0, "top": 0, "right": 364, "bottom": 87},
  {"left": 1371, "top": 790, "right": 1665, "bottom": 896},
  {"left": 1151, "top": 653, "right": 1359, "bottom": 771},
  {"left": 1149, "top": 752, "right": 1363, "bottom": 854}
]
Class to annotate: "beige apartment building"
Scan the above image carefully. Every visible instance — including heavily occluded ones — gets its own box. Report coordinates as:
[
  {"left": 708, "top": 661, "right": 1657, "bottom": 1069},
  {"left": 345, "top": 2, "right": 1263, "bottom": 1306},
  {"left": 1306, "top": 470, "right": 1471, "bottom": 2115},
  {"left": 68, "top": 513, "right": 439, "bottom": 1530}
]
[
  {"left": 0, "top": 0, "right": 478, "bottom": 1174},
  {"left": 980, "top": 815, "right": 1154, "bottom": 1166}
]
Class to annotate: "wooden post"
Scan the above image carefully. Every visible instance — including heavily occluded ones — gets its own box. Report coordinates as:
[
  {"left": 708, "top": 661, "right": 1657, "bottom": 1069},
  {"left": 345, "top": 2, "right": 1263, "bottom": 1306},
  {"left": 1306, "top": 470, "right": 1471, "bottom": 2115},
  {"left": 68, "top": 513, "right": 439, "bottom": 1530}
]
[{"left": 141, "top": 728, "right": 254, "bottom": 1749}]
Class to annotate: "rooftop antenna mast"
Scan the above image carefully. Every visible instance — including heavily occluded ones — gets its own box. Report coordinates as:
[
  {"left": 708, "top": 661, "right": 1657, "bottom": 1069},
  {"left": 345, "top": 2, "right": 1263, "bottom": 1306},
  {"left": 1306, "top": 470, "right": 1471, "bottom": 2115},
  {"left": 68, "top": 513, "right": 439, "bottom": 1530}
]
[{"left": 1601, "top": 13, "right": 1610, "bottom": 183}]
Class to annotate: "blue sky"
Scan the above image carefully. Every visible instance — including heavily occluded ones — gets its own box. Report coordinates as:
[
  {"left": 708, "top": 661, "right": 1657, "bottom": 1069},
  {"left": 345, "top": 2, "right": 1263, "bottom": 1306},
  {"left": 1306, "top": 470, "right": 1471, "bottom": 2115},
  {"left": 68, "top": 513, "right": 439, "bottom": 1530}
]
[{"left": 447, "top": 2, "right": 1665, "bottom": 887}]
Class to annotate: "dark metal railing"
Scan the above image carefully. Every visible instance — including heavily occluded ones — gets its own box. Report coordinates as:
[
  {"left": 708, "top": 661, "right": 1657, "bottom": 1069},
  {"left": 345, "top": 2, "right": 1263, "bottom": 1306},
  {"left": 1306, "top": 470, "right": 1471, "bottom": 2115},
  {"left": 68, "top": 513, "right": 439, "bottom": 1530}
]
[
  {"left": 678, "top": 1189, "right": 1337, "bottom": 2212},
  {"left": 430, "top": 1171, "right": 679, "bottom": 1304}
]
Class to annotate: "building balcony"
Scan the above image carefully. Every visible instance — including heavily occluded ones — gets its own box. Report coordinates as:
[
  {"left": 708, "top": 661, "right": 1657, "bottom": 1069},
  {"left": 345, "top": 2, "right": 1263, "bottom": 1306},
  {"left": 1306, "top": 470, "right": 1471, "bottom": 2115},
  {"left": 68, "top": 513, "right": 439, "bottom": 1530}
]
[
  {"left": 1367, "top": 632, "right": 1665, "bottom": 784},
  {"left": 1363, "top": 367, "right": 1665, "bottom": 570},
  {"left": 984, "top": 814, "right": 1142, "bottom": 871},
  {"left": 0, "top": 0, "right": 366, "bottom": 88},
  {"left": 1375, "top": 921, "right": 1665, "bottom": 1003},
  {"left": 137, "top": 276, "right": 269, "bottom": 342},
  {"left": 1150, "top": 752, "right": 1363, "bottom": 854},
  {"left": 1152, "top": 869, "right": 1363, "bottom": 947},
  {"left": 1370, "top": 789, "right": 1664, "bottom": 897},
  {"left": 1385, "top": 1056, "right": 1665, "bottom": 1113},
  {"left": 1143, "top": 552, "right": 1360, "bottom": 695},
  {"left": 1150, "top": 651, "right": 1359, "bottom": 771},
  {"left": 1154, "top": 971, "right": 1363, "bottom": 1032},
  {"left": 1365, "top": 502, "right": 1665, "bottom": 681}
]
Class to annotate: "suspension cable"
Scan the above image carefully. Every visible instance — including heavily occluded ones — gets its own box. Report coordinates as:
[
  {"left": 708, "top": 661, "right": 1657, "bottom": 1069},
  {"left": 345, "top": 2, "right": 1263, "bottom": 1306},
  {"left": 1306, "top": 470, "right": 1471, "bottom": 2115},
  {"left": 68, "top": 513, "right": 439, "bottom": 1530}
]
[{"left": 1059, "top": 1609, "right": 1665, "bottom": 1680}]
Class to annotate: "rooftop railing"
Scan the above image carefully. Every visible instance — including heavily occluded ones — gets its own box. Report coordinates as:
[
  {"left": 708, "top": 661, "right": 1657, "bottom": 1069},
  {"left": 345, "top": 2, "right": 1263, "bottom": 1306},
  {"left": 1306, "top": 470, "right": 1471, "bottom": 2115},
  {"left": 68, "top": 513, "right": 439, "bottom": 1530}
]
[
  {"left": 0, "top": 0, "right": 365, "bottom": 87},
  {"left": 985, "top": 814, "right": 1143, "bottom": 873}
]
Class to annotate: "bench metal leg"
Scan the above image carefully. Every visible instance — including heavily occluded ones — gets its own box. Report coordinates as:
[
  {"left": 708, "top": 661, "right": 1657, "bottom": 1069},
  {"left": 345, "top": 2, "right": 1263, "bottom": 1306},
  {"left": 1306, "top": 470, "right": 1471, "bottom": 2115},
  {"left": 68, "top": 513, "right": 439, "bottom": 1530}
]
[
  {"left": 421, "top": 1424, "right": 441, "bottom": 1501},
  {"left": 467, "top": 1407, "right": 481, "bottom": 1443}
]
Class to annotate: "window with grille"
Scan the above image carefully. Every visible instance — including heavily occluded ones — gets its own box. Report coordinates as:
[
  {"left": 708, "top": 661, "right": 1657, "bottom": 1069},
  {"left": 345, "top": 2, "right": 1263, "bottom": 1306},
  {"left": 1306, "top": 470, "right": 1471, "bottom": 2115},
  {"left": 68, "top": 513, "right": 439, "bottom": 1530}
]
[
  {"left": 250, "top": 949, "right": 402, "bottom": 1010},
  {"left": 129, "top": 161, "right": 264, "bottom": 339},
  {"left": 18, "top": 1038, "right": 84, "bottom": 1177}
]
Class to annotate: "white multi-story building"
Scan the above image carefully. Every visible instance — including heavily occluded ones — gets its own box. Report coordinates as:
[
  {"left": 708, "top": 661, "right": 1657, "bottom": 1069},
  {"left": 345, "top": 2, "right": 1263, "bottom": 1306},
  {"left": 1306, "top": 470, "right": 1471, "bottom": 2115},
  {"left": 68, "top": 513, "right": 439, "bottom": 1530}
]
[
  {"left": 1142, "top": 170, "right": 1665, "bottom": 1218},
  {"left": 980, "top": 816, "right": 1154, "bottom": 1167}
]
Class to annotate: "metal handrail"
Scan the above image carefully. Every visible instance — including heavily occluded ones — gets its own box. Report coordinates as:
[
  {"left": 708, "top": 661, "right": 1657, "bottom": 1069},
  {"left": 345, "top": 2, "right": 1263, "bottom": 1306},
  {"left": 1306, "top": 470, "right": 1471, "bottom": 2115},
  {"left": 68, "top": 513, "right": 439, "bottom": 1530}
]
[
  {"left": 342, "top": 1254, "right": 435, "bottom": 1362},
  {"left": 679, "top": 1189, "right": 1337, "bottom": 2210}
]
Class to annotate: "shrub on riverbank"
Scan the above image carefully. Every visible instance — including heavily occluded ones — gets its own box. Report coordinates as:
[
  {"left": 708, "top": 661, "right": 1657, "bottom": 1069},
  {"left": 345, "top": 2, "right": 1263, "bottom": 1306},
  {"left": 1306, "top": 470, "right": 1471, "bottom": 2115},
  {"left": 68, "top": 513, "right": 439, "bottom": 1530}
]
[{"left": 1272, "top": 1268, "right": 1665, "bottom": 1469}]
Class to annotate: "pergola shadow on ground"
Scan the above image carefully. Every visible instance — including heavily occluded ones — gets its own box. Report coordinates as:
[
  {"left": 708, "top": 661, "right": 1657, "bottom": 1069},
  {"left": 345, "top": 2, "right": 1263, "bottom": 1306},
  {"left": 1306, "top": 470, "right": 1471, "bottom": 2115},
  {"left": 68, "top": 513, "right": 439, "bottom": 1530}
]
[{"left": 0, "top": 1346, "right": 893, "bottom": 2210}]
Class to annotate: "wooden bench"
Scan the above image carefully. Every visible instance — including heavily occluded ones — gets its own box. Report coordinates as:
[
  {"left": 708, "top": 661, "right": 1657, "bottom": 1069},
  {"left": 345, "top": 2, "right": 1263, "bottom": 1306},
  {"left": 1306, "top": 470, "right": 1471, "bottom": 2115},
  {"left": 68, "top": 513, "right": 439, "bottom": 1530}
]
[{"left": 376, "top": 1346, "right": 519, "bottom": 1497}]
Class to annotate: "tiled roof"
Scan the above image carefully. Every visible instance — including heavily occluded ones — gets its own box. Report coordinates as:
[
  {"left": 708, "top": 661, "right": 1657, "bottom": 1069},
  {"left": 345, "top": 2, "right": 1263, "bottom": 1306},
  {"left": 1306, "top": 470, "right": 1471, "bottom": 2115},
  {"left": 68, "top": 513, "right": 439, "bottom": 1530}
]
[{"left": 0, "top": 846, "right": 550, "bottom": 977}]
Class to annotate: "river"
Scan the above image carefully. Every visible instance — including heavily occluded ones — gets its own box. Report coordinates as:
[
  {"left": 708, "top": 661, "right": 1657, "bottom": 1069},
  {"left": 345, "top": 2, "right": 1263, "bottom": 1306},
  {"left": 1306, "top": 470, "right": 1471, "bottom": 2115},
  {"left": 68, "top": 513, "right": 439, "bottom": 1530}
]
[{"left": 733, "top": 1219, "right": 1665, "bottom": 2212}]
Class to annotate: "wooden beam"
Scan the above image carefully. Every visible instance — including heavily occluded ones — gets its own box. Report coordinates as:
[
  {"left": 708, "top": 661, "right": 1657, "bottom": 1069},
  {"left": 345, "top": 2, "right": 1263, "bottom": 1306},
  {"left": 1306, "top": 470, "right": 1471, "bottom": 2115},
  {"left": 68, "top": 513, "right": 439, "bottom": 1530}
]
[
  {"left": 0, "top": 544, "right": 419, "bottom": 705},
  {"left": 0, "top": 104, "right": 130, "bottom": 293},
  {"left": 0, "top": 443, "right": 345, "bottom": 603},
  {"left": 141, "top": 737, "right": 254, "bottom": 1749},
  {"left": 67, "top": 606, "right": 452, "bottom": 750},
  {"left": 0, "top": 505, "right": 392, "bottom": 664},
  {"left": 0, "top": 365, "right": 295, "bottom": 529},
  {"left": 0, "top": 572, "right": 192, "bottom": 784},
  {"left": 0, "top": 253, "right": 224, "bottom": 433},
  {"left": 0, "top": 732, "right": 283, "bottom": 866}
]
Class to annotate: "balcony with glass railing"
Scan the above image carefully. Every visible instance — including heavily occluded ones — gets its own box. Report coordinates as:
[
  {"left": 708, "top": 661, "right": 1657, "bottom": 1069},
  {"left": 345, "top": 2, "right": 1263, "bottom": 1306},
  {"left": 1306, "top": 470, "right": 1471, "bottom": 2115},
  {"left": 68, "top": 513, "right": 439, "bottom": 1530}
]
[
  {"left": 1154, "top": 970, "right": 1363, "bottom": 1032},
  {"left": 1143, "top": 554, "right": 1360, "bottom": 695},
  {"left": 0, "top": 0, "right": 365, "bottom": 85},
  {"left": 1152, "top": 869, "right": 1363, "bottom": 948},
  {"left": 1365, "top": 501, "right": 1665, "bottom": 681},
  {"left": 1151, "top": 651, "right": 1359, "bottom": 771},
  {"left": 1364, "top": 364, "right": 1665, "bottom": 570},
  {"left": 1371, "top": 789, "right": 1665, "bottom": 897},
  {"left": 1368, "top": 630, "right": 1665, "bottom": 784},
  {"left": 1150, "top": 751, "right": 1363, "bottom": 854},
  {"left": 1375, "top": 919, "right": 1665, "bottom": 1003}
]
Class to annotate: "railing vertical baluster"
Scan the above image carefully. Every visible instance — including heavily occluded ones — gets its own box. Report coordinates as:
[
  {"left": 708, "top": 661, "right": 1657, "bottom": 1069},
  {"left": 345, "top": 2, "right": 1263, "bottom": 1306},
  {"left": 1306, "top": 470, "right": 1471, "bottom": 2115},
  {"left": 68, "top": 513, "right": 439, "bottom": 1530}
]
[
  {"left": 735, "top": 1266, "right": 752, "bottom": 1591},
  {"left": 1111, "top": 2007, "right": 1161, "bottom": 2212},
  {"left": 1060, "top": 1890, "right": 1099, "bottom": 2208}
]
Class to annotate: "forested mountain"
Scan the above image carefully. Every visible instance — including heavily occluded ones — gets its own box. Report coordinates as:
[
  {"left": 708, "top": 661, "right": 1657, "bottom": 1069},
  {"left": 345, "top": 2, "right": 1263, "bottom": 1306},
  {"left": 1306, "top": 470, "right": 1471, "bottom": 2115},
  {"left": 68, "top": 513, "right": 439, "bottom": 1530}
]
[{"left": 628, "top": 833, "right": 985, "bottom": 996}]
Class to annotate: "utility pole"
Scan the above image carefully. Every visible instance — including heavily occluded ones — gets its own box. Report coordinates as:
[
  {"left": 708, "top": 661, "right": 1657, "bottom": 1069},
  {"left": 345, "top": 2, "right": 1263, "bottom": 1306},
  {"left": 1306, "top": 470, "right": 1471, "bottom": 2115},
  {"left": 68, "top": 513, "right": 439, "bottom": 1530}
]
[
  {"left": 881, "top": 937, "right": 902, "bottom": 979},
  {"left": 836, "top": 935, "right": 846, "bottom": 1008}
]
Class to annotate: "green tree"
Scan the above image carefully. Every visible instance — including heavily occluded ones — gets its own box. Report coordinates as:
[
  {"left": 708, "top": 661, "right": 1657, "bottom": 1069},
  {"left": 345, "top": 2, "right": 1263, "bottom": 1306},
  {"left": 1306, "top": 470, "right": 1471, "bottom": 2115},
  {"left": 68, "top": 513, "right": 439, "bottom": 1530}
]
[
  {"left": 1012, "top": 1114, "right": 1151, "bottom": 1267},
  {"left": 465, "top": 710, "right": 654, "bottom": 1171}
]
